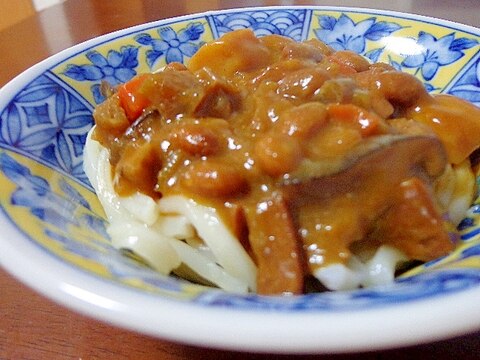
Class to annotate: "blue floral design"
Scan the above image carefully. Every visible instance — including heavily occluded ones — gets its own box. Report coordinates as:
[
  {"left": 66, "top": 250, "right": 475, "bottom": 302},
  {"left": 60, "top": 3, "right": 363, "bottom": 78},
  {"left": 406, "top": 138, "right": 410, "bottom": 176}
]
[
  {"left": 135, "top": 22, "right": 205, "bottom": 69},
  {"left": 63, "top": 46, "right": 139, "bottom": 103},
  {"left": 458, "top": 217, "right": 476, "bottom": 231},
  {"left": 211, "top": 10, "right": 306, "bottom": 40},
  {"left": 3, "top": 153, "right": 74, "bottom": 229},
  {"left": 402, "top": 32, "right": 478, "bottom": 81},
  {"left": 0, "top": 151, "right": 182, "bottom": 292},
  {"left": 364, "top": 47, "right": 384, "bottom": 63},
  {"left": 0, "top": 152, "right": 104, "bottom": 233},
  {"left": 0, "top": 74, "right": 93, "bottom": 184},
  {"left": 448, "top": 57, "right": 480, "bottom": 106},
  {"left": 314, "top": 14, "right": 402, "bottom": 53}
]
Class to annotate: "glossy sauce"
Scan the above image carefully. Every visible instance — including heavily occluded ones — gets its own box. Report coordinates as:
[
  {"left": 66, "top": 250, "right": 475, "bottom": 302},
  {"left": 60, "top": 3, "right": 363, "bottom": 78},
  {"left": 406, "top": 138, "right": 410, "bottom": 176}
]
[
  {"left": 408, "top": 94, "right": 480, "bottom": 164},
  {"left": 93, "top": 29, "right": 480, "bottom": 295}
]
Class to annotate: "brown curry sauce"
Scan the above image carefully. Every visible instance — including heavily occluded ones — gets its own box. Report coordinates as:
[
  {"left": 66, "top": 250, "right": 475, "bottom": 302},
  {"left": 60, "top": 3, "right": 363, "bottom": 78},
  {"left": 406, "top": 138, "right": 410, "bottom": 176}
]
[{"left": 92, "top": 29, "right": 480, "bottom": 295}]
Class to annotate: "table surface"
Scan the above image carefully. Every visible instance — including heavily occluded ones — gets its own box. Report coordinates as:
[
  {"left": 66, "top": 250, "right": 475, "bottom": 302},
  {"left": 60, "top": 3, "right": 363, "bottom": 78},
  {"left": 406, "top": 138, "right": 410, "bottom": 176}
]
[{"left": 0, "top": 0, "right": 479, "bottom": 359}]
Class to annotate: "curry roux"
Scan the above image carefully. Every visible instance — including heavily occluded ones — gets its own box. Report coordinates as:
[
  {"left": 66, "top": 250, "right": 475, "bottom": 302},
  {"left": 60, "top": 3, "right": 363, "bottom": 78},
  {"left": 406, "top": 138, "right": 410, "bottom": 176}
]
[{"left": 92, "top": 29, "right": 480, "bottom": 295}]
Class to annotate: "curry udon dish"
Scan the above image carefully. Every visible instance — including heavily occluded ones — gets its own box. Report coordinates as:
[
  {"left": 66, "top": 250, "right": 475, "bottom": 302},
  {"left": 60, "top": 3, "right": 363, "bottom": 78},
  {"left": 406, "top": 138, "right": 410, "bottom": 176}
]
[{"left": 84, "top": 29, "right": 480, "bottom": 295}]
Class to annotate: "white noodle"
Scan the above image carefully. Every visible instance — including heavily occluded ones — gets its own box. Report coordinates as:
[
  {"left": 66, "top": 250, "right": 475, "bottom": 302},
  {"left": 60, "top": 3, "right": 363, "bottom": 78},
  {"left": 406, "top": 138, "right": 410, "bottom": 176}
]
[
  {"left": 435, "top": 159, "right": 476, "bottom": 225},
  {"left": 314, "top": 246, "right": 408, "bottom": 291},
  {"left": 157, "top": 196, "right": 257, "bottom": 291},
  {"left": 108, "top": 222, "right": 181, "bottom": 275},
  {"left": 448, "top": 160, "right": 476, "bottom": 226},
  {"left": 168, "top": 239, "right": 250, "bottom": 293},
  {"left": 84, "top": 128, "right": 255, "bottom": 292}
]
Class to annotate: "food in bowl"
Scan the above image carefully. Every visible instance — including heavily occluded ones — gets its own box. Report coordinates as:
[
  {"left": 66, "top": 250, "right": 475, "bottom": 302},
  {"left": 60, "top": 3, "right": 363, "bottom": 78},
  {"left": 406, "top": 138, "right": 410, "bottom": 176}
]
[{"left": 84, "top": 29, "right": 480, "bottom": 295}]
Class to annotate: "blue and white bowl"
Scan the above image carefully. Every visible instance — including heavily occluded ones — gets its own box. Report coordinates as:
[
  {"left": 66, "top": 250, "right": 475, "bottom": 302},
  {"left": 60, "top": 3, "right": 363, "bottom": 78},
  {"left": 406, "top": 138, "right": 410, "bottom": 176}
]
[{"left": 0, "top": 6, "right": 479, "bottom": 353}]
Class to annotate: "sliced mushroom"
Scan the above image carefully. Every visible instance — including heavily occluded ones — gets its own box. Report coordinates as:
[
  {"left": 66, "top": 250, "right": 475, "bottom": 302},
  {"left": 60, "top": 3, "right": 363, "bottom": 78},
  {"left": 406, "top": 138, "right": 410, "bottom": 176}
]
[
  {"left": 244, "top": 193, "right": 306, "bottom": 295},
  {"left": 279, "top": 134, "right": 451, "bottom": 275},
  {"left": 282, "top": 134, "right": 447, "bottom": 198}
]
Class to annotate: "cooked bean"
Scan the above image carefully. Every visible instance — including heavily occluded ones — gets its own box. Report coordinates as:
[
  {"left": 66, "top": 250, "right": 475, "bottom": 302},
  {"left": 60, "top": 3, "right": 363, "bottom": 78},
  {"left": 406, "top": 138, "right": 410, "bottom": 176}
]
[
  {"left": 353, "top": 65, "right": 392, "bottom": 90},
  {"left": 260, "top": 34, "right": 295, "bottom": 58},
  {"left": 303, "top": 38, "right": 334, "bottom": 56},
  {"left": 315, "top": 78, "right": 355, "bottom": 104},
  {"left": 306, "top": 124, "right": 362, "bottom": 159},
  {"left": 252, "top": 58, "right": 307, "bottom": 85},
  {"left": 181, "top": 161, "right": 248, "bottom": 197},
  {"left": 278, "top": 67, "right": 331, "bottom": 99},
  {"left": 278, "top": 102, "right": 328, "bottom": 138},
  {"left": 255, "top": 133, "right": 302, "bottom": 177},
  {"left": 369, "top": 62, "right": 396, "bottom": 72},
  {"left": 370, "top": 94, "right": 395, "bottom": 119},
  {"left": 282, "top": 41, "right": 325, "bottom": 62},
  {"left": 328, "top": 50, "right": 371, "bottom": 72},
  {"left": 376, "top": 71, "right": 428, "bottom": 106},
  {"left": 169, "top": 124, "right": 221, "bottom": 156},
  {"left": 188, "top": 28, "right": 271, "bottom": 77},
  {"left": 327, "top": 103, "right": 384, "bottom": 137}
]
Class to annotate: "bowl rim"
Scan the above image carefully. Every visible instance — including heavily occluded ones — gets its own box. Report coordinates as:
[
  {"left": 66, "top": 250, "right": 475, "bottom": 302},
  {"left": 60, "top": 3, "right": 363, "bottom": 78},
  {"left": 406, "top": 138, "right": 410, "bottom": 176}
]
[
  {"left": 3, "top": 209, "right": 480, "bottom": 353},
  {"left": 1, "top": 5, "right": 480, "bottom": 353}
]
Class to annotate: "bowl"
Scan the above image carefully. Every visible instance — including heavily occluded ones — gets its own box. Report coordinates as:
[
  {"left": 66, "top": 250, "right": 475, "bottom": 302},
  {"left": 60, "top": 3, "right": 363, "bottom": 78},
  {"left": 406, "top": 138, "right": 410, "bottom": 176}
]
[{"left": 0, "top": 6, "right": 479, "bottom": 354}]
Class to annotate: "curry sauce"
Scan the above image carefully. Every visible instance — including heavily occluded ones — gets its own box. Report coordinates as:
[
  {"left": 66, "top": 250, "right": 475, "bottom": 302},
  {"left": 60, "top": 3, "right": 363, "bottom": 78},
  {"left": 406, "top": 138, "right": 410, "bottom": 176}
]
[{"left": 92, "top": 29, "right": 480, "bottom": 295}]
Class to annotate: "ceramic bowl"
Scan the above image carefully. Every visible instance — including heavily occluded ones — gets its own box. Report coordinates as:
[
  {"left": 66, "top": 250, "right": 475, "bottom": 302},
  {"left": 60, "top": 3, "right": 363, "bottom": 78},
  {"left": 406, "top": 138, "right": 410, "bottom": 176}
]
[{"left": 1, "top": 6, "right": 479, "bottom": 354}]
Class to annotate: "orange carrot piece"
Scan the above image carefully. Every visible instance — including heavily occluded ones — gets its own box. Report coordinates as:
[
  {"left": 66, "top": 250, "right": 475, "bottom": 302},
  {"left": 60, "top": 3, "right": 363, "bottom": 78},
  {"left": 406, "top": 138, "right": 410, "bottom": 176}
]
[
  {"left": 327, "top": 103, "right": 381, "bottom": 137},
  {"left": 118, "top": 74, "right": 150, "bottom": 122}
]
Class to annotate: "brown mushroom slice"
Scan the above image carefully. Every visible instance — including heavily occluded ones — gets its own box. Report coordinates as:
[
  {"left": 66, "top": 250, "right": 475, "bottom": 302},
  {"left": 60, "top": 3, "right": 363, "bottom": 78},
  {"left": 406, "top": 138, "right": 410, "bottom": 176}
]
[
  {"left": 367, "top": 177, "right": 455, "bottom": 262},
  {"left": 280, "top": 134, "right": 452, "bottom": 274},
  {"left": 284, "top": 134, "right": 447, "bottom": 189},
  {"left": 244, "top": 193, "right": 306, "bottom": 296}
]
